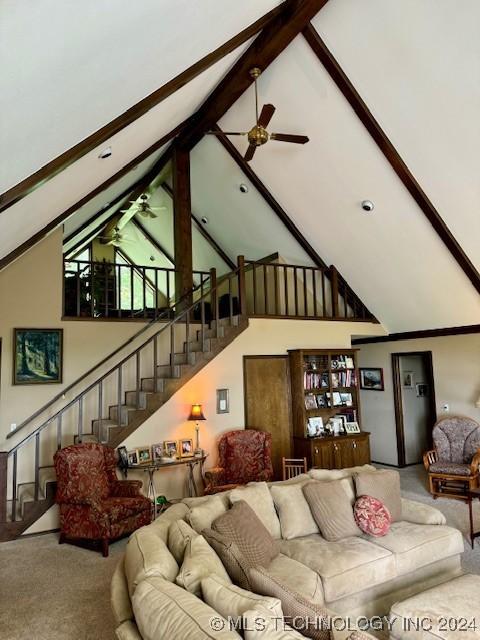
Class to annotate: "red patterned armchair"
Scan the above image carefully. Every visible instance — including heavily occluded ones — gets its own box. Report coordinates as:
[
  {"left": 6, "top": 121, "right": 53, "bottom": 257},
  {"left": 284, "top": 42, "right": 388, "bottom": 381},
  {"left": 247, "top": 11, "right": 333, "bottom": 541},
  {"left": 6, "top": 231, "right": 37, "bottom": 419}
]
[
  {"left": 204, "top": 429, "right": 274, "bottom": 494},
  {"left": 54, "top": 443, "right": 151, "bottom": 556}
]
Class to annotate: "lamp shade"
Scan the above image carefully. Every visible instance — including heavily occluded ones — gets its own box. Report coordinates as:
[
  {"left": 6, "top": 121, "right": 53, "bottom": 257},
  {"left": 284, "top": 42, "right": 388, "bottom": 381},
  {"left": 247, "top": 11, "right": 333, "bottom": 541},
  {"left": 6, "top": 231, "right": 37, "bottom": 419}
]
[{"left": 188, "top": 404, "right": 206, "bottom": 421}]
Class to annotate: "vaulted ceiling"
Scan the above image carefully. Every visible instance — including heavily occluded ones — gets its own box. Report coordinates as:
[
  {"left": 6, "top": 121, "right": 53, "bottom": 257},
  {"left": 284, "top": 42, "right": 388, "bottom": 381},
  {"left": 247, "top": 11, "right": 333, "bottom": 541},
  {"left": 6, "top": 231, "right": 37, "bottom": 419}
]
[{"left": 1, "top": 0, "right": 479, "bottom": 333}]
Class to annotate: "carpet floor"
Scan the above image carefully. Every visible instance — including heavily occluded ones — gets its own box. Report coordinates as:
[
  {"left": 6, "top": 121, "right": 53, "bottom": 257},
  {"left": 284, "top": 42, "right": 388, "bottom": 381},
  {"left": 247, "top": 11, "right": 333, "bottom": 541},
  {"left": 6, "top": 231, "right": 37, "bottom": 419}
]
[{"left": 1, "top": 465, "right": 479, "bottom": 639}]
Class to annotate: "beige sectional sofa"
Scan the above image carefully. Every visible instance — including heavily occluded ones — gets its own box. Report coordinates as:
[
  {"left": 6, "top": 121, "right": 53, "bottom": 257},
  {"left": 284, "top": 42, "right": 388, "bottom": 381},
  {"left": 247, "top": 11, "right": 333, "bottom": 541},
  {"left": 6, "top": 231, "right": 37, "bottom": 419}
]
[{"left": 111, "top": 465, "right": 464, "bottom": 640}]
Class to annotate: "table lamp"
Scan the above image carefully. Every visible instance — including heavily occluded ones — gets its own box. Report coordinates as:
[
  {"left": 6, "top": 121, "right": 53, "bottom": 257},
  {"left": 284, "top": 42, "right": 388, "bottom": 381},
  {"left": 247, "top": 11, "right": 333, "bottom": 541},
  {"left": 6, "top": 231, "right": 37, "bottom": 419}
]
[{"left": 188, "top": 403, "right": 206, "bottom": 457}]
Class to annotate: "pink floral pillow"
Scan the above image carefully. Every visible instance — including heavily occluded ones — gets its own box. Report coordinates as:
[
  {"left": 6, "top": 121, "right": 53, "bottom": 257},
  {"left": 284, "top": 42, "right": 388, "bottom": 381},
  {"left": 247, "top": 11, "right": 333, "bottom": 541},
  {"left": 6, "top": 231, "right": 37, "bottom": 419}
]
[{"left": 354, "top": 495, "right": 392, "bottom": 537}]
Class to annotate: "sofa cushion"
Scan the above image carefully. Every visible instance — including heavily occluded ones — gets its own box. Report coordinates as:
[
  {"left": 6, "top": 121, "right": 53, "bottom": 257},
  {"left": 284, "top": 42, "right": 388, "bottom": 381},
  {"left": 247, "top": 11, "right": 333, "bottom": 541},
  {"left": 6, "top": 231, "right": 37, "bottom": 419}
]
[
  {"left": 308, "top": 465, "right": 376, "bottom": 481},
  {"left": 429, "top": 461, "right": 472, "bottom": 475},
  {"left": 187, "top": 495, "right": 227, "bottom": 533},
  {"left": 201, "top": 574, "right": 283, "bottom": 622},
  {"left": 280, "top": 534, "right": 396, "bottom": 602},
  {"left": 354, "top": 496, "right": 392, "bottom": 538},
  {"left": 124, "top": 528, "right": 179, "bottom": 597},
  {"left": 132, "top": 577, "right": 242, "bottom": 639},
  {"left": 168, "top": 519, "right": 198, "bottom": 565},
  {"left": 303, "top": 481, "right": 361, "bottom": 541},
  {"left": 364, "top": 521, "right": 464, "bottom": 576},
  {"left": 354, "top": 470, "right": 402, "bottom": 522},
  {"left": 212, "top": 501, "right": 280, "bottom": 568},
  {"left": 271, "top": 482, "right": 319, "bottom": 540},
  {"left": 230, "top": 482, "right": 282, "bottom": 539},
  {"left": 266, "top": 554, "right": 325, "bottom": 605},
  {"left": 243, "top": 607, "right": 305, "bottom": 640},
  {"left": 176, "top": 534, "right": 232, "bottom": 596},
  {"left": 249, "top": 565, "right": 330, "bottom": 640},
  {"left": 203, "top": 528, "right": 252, "bottom": 590}
]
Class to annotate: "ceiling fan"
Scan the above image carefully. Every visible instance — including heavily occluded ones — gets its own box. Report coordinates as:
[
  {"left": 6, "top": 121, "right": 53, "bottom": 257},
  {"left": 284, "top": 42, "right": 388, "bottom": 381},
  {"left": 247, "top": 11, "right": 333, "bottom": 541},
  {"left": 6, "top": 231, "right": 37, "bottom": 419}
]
[
  {"left": 120, "top": 194, "right": 165, "bottom": 220},
  {"left": 207, "top": 67, "right": 309, "bottom": 161},
  {"left": 99, "top": 226, "right": 133, "bottom": 247}
]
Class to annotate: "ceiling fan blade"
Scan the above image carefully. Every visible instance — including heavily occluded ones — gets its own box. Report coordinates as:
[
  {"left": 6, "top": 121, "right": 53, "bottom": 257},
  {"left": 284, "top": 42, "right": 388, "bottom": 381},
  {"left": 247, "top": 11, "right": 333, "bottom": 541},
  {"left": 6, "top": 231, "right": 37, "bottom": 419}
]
[
  {"left": 206, "top": 131, "right": 247, "bottom": 136},
  {"left": 139, "top": 211, "right": 158, "bottom": 219},
  {"left": 258, "top": 103, "right": 276, "bottom": 129},
  {"left": 244, "top": 144, "right": 257, "bottom": 162},
  {"left": 270, "top": 133, "right": 309, "bottom": 144}
]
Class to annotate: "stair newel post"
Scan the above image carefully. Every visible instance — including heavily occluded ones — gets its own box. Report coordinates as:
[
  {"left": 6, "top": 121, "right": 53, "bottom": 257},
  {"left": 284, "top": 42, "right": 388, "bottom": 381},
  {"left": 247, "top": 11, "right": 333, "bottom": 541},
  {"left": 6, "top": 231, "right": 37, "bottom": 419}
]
[
  {"left": 210, "top": 268, "right": 218, "bottom": 338},
  {"left": 0, "top": 452, "right": 7, "bottom": 523},
  {"left": 237, "top": 255, "right": 247, "bottom": 318},
  {"left": 330, "top": 265, "right": 339, "bottom": 318}
]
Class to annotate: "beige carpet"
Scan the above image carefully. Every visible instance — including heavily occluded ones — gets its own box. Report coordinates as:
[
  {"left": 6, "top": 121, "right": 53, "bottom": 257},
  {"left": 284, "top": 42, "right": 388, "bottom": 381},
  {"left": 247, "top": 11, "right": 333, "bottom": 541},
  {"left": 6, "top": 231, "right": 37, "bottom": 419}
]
[
  {"left": 0, "top": 533, "right": 126, "bottom": 640},
  {"left": 1, "top": 465, "right": 479, "bottom": 639}
]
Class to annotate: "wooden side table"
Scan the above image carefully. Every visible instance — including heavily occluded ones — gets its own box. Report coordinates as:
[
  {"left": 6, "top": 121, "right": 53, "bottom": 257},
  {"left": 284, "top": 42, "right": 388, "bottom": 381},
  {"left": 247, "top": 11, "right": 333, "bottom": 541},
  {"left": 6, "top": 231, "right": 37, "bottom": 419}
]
[{"left": 467, "top": 487, "right": 480, "bottom": 548}]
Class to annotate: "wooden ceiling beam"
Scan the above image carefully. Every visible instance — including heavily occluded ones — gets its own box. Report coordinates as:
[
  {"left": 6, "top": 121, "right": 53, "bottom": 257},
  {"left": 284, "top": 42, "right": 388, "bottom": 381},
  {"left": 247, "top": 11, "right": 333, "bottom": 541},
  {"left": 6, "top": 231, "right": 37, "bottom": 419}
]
[
  {"left": 303, "top": 23, "right": 480, "bottom": 296},
  {"left": 0, "top": 5, "right": 284, "bottom": 214},
  {"left": 177, "top": 0, "right": 330, "bottom": 151}
]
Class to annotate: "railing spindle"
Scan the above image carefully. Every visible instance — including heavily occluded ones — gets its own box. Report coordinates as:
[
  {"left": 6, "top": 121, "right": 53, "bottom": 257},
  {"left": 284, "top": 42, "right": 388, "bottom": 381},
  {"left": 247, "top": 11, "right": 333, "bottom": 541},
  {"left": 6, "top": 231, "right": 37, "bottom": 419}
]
[
  {"left": 228, "top": 275, "right": 233, "bottom": 324},
  {"left": 154, "top": 269, "right": 159, "bottom": 319},
  {"left": 312, "top": 269, "right": 318, "bottom": 318},
  {"left": 142, "top": 267, "right": 147, "bottom": 318},
  {"left": 136, "top": 352, "right": 141, "bottom": 408},
  {"left": 117, "top": 367, "right": 122, "bottom": 427},
  {"left": 273, "top": 263, "right": 279, "bottom": 315},
  {"left": 34, "top": 433, "right": 40, "bottom": 500},
  {"left": 263, "top": 264, "right": 268, "bottom": 315},
  {"left": 294, "top": 267, "right": 299, "bottom": 317},
  {"left": 237, "top": 256, "right": 247, "bottom": 318},
  {"left": 130, "top": 266, "right": 134, "bottom": 318},
  {"left": 11, "top": 451, "right": 17, "bottom": 522},
  {"left": 343, "top": 281, "right": 348, "bottom": 318},
  {"left": 105, "top": 264, "right": 109, "bottom": 317},
  {"left": 78, "top": 397, "right": 83, "bottom": 441},
  {"left": 153, "top": 336, "right": 158, "bottom": 392},
  {"left": 210, "top": 268, "right": 218, "bottom": 338},
  {"left": 321, "top": 270, "right": 326, "bottom": 317},
  {"left": 117, "top": 264, "right": 122, "bottom": 318},
  {"left": 90, "top": 265, "right": 95, "bottom": 318},
  {"left": 284, "top": 266, "right": 288, "bottom": 316},
  {"left": 302, "top": 267, "right": 307, "bottom": 316},
  {"left": 185, "top": 311, "right": 190, "bottom": 362},
  {"left": 330, "top": 266, "right": 339, "bottom": 318},
  {"left": 170, "top": 323, "right": 176, "bottom": 377},
  {"left": 0, "top": 452, "right": 7, "bottom": 523},
  {"left": 76, "top": 271, "right": 81, "bottom": 317},
  {"left": 57, "top": 414, "right": 63, "bottom": 450},
  {"left": 252, "top": 263, "right": 257, "bottom": 315}
]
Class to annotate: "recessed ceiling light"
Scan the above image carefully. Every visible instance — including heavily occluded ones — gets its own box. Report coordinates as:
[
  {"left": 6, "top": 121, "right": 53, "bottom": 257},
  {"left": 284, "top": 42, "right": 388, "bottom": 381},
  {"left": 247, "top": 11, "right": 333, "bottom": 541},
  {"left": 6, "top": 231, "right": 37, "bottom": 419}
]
[
  {"left": 361, "top": 200, "right": 374, "bottom": 212},
  {"left": 98, "top": 146, "right": 112, "bottom": 159},
  {"left": 201, "top": 216, "right": 208, "bottom": 224},
  {"left": 239, "top": 183, "right": 249, "bottom": 193}
]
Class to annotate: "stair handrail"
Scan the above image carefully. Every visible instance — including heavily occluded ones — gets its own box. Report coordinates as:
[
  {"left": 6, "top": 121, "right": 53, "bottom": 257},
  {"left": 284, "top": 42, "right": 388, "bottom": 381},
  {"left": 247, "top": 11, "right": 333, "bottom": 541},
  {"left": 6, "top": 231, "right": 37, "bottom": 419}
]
[
  {"left": 7, "top": 272, "right": 213, "bottom": 442},
  {"left": 8, "top": 260, "right": 246, "bottom": 455}
]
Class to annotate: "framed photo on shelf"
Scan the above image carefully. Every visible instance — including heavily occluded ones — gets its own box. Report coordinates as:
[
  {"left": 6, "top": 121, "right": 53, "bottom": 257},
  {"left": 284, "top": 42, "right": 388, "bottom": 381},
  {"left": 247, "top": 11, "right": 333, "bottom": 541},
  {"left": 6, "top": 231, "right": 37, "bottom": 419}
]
[
  {"left": 359, "top": 368, "right": 384, "bottom": 391},
  {"left": 403, "top": 371, "right": 414, "bottom": 389},
  {"left": 164, "top": 440, "right": 178, "bottom": 458},
  {"left": 137, "top": 446, "right": 152, "bottom": 465},
  {"left": 127, "top": 450, "right": 139, "bottom": 466},
  {"left": 304, "top": 394, "right": 318, "bottom": 410},
  {"left": 117, "top": 446, "right": 129, "bottom": 469},
  {"left": 179, "top": 438, "right": 194, "bottom": 457},
  {"left": 152, "top": 443, "right": 164, "bottom": 462},
  {"left": 307, "top": 416, "right": 323, "bottom": 437},
  {"left": 345, "top": 422, "right": 361, "bottom": 434},
  {"left": 13, "top": 328, "right": 63, "bottom": 385}
]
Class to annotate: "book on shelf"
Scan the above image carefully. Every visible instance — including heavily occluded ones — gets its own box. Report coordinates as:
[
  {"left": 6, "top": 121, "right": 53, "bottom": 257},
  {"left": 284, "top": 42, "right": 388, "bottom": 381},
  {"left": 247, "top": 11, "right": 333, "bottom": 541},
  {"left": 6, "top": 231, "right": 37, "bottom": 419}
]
[
  {"left": 316, "top": 393, "right": 330, "bottom": 408},
  {"left": 304, "top": 394, "right": 318, "bottom": 410},
  {"left": 304, "top": 371, "right": 329, "bottom": 390},
  {"left": 332, "top": 370, "right": 357, "bottom": 388}
]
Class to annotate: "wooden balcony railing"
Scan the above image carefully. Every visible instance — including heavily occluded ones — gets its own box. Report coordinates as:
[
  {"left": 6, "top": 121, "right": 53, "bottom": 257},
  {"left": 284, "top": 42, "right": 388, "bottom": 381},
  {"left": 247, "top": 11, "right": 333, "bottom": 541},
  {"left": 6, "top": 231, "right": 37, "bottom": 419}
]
[{"left": 63, "top": 259, "right": 209, "bottom": 320}]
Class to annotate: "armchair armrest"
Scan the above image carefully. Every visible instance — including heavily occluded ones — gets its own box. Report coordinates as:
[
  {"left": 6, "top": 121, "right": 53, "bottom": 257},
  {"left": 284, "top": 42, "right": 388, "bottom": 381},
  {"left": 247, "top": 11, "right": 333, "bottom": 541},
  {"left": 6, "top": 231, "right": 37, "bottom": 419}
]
[
  {"left": 470, "top": 449, "right": 480, "bottom": 475},
  {"left": 204, "top": 467, "right": 226, "bottom": 487},
  {"left": 423, "top": 449, "right": 437, "bottom": 471},
  {"left": 110, "top": 480, "right": 143, "bottom": 498},
  {"left": 401, "top": 498, "right": 446, "bottom": 525}
]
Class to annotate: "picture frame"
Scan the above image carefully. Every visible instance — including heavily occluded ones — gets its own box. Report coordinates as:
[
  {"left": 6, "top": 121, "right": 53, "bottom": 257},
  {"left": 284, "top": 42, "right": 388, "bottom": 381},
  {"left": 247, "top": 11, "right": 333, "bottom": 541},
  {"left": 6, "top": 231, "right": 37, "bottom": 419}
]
[
  {"left": 179, "top": 438, "right": 193, "bottom": 457},
  {"left": 152, "top": 443, "right": 164, "bottom": 462},
  {"left": 345, "top": 422, "right": 361, "bottom": 434},
  {"left": 137, "top": 446, "right": 152, "bottom": 465},
  {"left": 359, "top": 368, "right": 384, "bottom": 391},
  {"left": 13, "top": 328, "right": 63, "bottom": 385},
  {"left": 216, "top": 388, "right": 229, "bottom": 414},
  {"left": 403, "top": 371, "right": 414, "bottom": 389},
  {"left": 127, "top": 450, "right": 139, "bottom": 466},
  {"left": 117, "top": 446, "right": 129, "bottom": 469},
  {"left": 416, "top": 383, "right": 428, "bottom": 398},
  {"left": 307, "top": 416, "right": 323, "bottom": 437},
  {"left": 163, "top": 440, "right": 178, "bottom": 458},
  {"left": 304, "top": 394, "right": 318, "bottom": 410}
]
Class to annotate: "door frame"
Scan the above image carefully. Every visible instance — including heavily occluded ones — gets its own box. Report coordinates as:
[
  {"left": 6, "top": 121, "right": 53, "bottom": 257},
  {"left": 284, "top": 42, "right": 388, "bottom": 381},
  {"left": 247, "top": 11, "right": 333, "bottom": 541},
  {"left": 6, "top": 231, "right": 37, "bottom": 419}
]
[{"left": 391, "top": 350, "right": 437, "bottom": 467}]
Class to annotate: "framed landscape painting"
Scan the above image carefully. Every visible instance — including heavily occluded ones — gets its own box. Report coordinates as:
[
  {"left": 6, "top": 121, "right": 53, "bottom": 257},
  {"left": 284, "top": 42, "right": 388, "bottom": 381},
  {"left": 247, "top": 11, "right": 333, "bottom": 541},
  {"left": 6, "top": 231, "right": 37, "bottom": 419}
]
[
  {"left": 13, "top": 329, "right": 63, "bottom": 385},
  {"left": 359, "top": 367, "right": 384, "bottom": 391}
]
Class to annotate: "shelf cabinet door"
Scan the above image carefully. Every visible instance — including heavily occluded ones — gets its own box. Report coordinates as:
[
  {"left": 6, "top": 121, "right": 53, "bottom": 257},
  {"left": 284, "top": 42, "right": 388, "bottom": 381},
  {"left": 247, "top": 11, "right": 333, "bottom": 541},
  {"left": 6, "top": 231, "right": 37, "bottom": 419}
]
[
  {"left": 352, "top": 436, "right": 370, "bottom": 466},
  {"left": 312, "top": 441, "right": 335, "bottom": 469}
]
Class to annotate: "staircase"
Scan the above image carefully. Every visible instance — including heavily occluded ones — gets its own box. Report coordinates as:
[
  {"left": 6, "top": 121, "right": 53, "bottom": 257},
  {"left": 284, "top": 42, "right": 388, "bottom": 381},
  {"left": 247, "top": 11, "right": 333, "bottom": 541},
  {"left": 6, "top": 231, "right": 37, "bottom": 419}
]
[
  {"left": 0, "top": 264, "right": 248, "bottom": 541},
  {"left": 0, "top": 255, "right": 376, "bottom": 541}
]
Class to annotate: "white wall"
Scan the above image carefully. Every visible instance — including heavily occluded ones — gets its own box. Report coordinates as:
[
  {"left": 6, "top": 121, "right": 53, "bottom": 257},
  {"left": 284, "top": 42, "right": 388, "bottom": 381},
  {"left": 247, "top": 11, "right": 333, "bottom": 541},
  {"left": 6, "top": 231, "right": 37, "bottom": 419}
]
[
  {"left": 358, "top": 333, "right": 480, "bottom": 466},
  {"left": 25, "top": 317, "right": 385, "bottom": 532}
]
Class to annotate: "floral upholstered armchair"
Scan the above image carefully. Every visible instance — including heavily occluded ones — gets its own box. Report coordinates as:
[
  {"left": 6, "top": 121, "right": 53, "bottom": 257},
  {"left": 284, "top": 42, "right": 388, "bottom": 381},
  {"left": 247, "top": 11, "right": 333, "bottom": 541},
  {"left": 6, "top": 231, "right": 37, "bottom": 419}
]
[
  {"left": 204, "top": 429, "right": 274, "bottom": 494},
  {"left": 54, "top": 443, "right": 151, "bottom": 556},
  {"left": 424, "top": 416, "right": 480, "bottom": 500}
]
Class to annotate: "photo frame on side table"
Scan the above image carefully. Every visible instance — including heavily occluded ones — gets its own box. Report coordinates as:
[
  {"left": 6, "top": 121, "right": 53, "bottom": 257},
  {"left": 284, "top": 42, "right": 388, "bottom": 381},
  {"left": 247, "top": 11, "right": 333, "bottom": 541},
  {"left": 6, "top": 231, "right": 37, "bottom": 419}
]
[
  {"left": 127, "top": 450, "right": 139, "bottom": 466},
  {"left": 179, "top": 438, "right": 194, "bottom": 457},
  {"left": 152, "top": 443, "right": 164, "bottom": 462},
  {"left": 164, "top": 441, "right": 178, "bottom": 458},
  {"left": 137, "top": 447, "right": 152, "bottom": 465},
  {"left": 345, "top": 422, "right": 361, "bottom": 434},
  {"left": 359, "top": 368, "right": 384, "bottom": 391}
]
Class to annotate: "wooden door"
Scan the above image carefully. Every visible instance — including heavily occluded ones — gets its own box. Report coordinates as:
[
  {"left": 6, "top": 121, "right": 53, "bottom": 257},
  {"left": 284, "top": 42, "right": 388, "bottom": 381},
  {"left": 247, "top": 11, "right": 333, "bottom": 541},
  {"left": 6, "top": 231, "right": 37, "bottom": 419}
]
[
  {"left": 244, "top": 356, "right": 293, "bottom": 480},
  {"left": 353, "top": 435, "right": 371, "bottom": 466},
  {"left": 312, "top": 440, "right": 336, "bottom": 469}
]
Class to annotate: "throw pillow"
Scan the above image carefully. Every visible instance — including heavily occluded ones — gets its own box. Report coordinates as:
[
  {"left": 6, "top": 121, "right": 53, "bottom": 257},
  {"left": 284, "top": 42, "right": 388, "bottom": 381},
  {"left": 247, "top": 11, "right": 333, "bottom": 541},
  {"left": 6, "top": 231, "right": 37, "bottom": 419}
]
[
  {"left": 302, "top": 480, "right": 361, "bottom": 541},
  {"left": 212, "top": 500, "right": 280, "bottom": 568},
  {"left": 270, "top": 482, "right": 319, "bottom": 540},
  {"left": 203, "top": 528, "right": 252, "bottom": 590},
  {"left": 230, "top": 482, "right": 282, "bottom": 539},
  {"left": 124, "top": 528, "right": 179, "bottom": 598},
  {"left": 354, "top": 469, "right": 402, "bottom": 521},
  {"left": 353, "top": 496, "right": 392, "bottom": 537},
  {"left": 243, "top": 606, "right": 305, "bottom": 640},
  {"left": 249, "top": 566, "right": 331, "bottom": 640},
  {"left": 168, "top": 519, "right": 198, "bottom": 565},
  {"left": 132, "top": 577, "right": 241, "bottom": 640},
  {"left": 175, "top": 534, "right": 231, "bottom": 596},
  {"left": 201, "top": 574, "right": 283, "bottom": 622},
  {"left": 187, "top": 495, "right": 227, "bottom": 533}
]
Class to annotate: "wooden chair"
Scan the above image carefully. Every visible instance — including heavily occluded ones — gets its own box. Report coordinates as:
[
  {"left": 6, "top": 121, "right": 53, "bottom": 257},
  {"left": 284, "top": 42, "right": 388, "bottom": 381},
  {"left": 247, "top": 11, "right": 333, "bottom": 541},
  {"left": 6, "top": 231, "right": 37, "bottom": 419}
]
[
  {"left": 423, "top": 416, "right": 480, "bottom": 501},
  {"left": 282, "top": 457, "right": 307, "bottom": 481}
]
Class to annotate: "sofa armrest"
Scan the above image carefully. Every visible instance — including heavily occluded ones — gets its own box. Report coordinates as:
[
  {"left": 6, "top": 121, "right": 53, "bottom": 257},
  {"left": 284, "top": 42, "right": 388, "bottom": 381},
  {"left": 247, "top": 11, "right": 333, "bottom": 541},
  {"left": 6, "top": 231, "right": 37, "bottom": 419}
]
[
  {"left": 423, "top": 449, "right": 437, "bottom": 471},
  {"left": 111, "top": 556, "right": 134, "bottom": 626},
  {"left": 332, "top": 628, "right": 378, "bottom": 640},
  {"left": 204, "top": 467, "right": 226, "bottom": 487},
  {"left": 115, "top": 620, "right": 143, "bottom": 640},
  {"left": 401, "top": 497, "right": 446, "bottom": 525},
  {"left": 110, "top": 480, "right": 143, "bottom": 498},
  {"left": 470, "top": 449, "right": 480, "bottom": 474}
]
